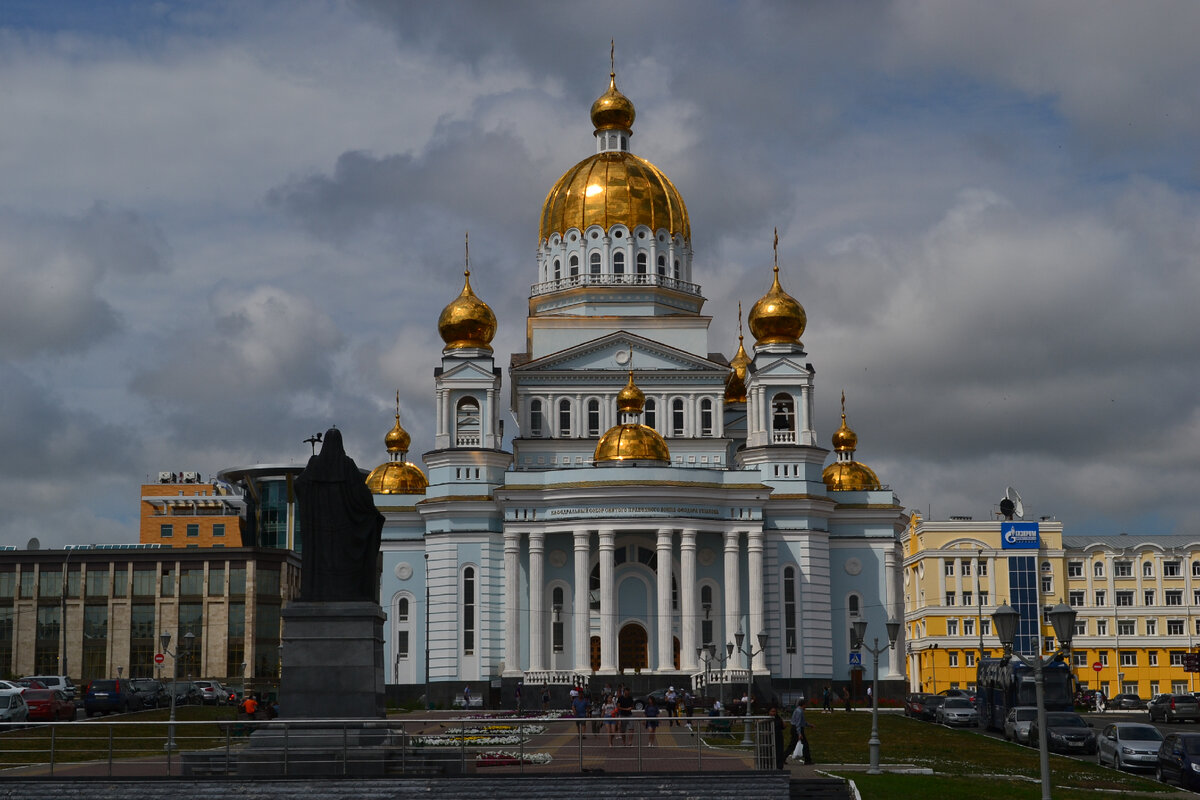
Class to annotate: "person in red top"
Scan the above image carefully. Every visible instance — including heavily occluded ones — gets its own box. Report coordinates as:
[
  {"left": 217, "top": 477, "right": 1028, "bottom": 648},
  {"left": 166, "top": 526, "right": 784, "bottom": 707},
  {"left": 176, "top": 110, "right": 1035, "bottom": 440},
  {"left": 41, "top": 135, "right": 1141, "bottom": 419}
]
[{"left": 240, "top": 694, "right": 259, "bottom": 718}]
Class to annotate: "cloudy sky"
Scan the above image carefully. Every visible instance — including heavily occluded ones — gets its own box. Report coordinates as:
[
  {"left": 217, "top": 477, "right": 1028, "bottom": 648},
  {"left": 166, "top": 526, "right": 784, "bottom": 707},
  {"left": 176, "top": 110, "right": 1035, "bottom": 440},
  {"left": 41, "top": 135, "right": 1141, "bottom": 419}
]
[{"left": 2, "top": 0, "right": 1197, "bottom": 548}]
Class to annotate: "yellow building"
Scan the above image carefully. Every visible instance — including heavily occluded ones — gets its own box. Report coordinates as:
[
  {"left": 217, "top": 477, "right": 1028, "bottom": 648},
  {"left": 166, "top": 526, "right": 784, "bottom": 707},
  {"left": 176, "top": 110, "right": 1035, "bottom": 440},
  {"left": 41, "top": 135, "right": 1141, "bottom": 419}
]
[
  {"left": 903, "top": 515, "right": 1200, "bottom": 698},
  {"left": 139, "top": 472, "right": 243, "bottom": 548}
]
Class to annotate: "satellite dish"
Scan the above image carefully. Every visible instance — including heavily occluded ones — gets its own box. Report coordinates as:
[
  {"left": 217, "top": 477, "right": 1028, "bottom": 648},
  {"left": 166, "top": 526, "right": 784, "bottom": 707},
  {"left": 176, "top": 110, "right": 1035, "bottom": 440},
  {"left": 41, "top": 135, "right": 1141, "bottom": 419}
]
[
  {"left": 1005, "top": 486, "right": 1025, "bottom": 520},
  {"left": 26, "top": 537, "right": 40, "bottom": 551}
]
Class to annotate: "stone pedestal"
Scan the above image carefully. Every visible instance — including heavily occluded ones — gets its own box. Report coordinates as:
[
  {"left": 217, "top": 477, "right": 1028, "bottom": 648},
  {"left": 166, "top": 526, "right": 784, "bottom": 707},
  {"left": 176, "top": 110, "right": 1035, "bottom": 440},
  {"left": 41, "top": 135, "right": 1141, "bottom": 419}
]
[{"left": 278, "top": 600, "right": 386, "bottom": 719}]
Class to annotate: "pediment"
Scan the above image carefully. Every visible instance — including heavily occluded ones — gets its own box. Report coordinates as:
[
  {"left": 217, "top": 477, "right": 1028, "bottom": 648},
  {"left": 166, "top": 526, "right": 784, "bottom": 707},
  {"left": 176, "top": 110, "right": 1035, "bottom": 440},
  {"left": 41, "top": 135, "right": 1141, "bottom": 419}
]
[
  {"left": 752, "top": 355, "right": 813, "bottom": 378},
  {"left": 440, "top": 360, "right": 497, "bottom": 381},
  {"left": 514, "top": 331, "right": 726, "bottom": 375}
]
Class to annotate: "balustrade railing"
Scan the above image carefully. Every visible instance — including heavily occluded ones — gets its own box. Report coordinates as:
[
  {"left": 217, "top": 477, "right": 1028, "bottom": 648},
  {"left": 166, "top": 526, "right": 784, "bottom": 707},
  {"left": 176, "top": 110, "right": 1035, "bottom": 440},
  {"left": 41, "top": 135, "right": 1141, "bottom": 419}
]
[{"left": 531, "top": 273, "right": 701, "bottom": 297}]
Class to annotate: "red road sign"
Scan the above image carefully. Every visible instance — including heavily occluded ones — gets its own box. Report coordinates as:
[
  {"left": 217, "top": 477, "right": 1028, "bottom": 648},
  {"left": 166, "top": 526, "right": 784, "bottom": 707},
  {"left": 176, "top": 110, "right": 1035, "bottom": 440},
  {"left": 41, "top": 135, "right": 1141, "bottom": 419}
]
[
  {"left": 154, "top": 653, "right": 165, "bottom": 665},
  {"left": 1092, "top": 661, "right": 1102, "bottom": 672}
]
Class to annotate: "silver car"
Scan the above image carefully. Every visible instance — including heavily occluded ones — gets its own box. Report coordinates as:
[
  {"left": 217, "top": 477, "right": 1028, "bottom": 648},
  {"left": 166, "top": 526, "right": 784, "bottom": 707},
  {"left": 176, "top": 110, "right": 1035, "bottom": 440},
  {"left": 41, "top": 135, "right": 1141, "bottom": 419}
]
[
  {"left": 0, "top": 689, "right": 29, "bottom": 723},
  {"left": 1004, "top": 706, "right": 1038, "bottom": 745},
  {"left": 1096, "top": 722, "right": 1163, "bottom": 771},
  {"left": 935, "top": 696, "right": 979, "bottom": 727}
]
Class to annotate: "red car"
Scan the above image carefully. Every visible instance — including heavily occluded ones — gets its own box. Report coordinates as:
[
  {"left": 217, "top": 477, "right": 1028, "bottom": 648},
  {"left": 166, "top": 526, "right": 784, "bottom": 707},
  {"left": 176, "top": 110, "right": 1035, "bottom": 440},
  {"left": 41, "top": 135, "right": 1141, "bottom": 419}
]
[{"left": 24, "top": 689, "right": 75, "bottom": 722}]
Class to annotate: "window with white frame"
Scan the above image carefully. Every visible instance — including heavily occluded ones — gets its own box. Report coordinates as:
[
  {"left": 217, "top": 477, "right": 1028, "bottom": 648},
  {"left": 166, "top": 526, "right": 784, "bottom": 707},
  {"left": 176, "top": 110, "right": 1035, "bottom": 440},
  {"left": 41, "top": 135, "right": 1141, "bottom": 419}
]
[
  {"left": 1195, "top": 619, "right": 1200, "bottom": 637},
  {"left": 947, "top": 619, "right": 959, "bottom": 636},
  {"left": 1072, "top": 652, "right": 1088, "bottom": 668},
  {"left": 945, "top": 592, "right": 956, "bottom": 606},
  {"left": 1146, "top": 618, "right": 1157, "bottom": 636},
  {"left": 948, "top": 652, "right": 959, "bottom": 667},
  {"left": 552, "top": 586, "right": 565, "bottom": 653},
  {"left": 1041, "top": 576, "right": 1053, "bottom": 593},
  {"left": 964, "top": 618, "right": 975, "bottom": 636},
  {"left": 462, "top": 566, "right": 476, "bottom": 655},
  {"left": 1145, "top": 589, "right": 1156, "bottom": 606},
  {"left": 558, "top": 398, "right": 572, "bottom": 437},
  {"left": 1099, "top": 651, "right": 1109, "bottom": 667},
  {"left": 962, "top": 591, "right": 973, "bottom": 607},
  {"left": 966, "top": 652, "right": 976, "bottom": 667},
  {"left": 961, "top": 560, "right": 972, "bottom": 576},
  {"left": 1142, "top": 561, "right": 1154, "bottom": 577},
  {"left": 700, "top": 398, "right": 714, "bottom": 437},
  {"left": 783, "top": 566, "right": 797, "bottom": 654},
  {"left": 1094, "top": 561, "right": 1105, "bottom": 578},
  {"left": 1168, "top": 619, "right": 1185, "bottom": 636},
  {"left": 1044, "top": 637, "right": 1055, "bottom": 653},
  {"left": 1116, "top": 590, "right": 1133, "bottom": 606},
  {"left": 1041, "top": 561, "right": 1052, "bottom": 572},
  {"left": 1164, "top": 561, "right": 1181, "bottom": 577},
  {"left": 1149, "top": 650, "right": 1158, "bottom": 666},
  {"left": 1069, "top": 590, "right": 1084, "bottom": 607},
  {"left": 644, "top": 398, "right": 656, "bottom": 429},
  {"left": 979, "top": 591, "right": 989, "bottom": 606},
  {"left": 977, "top": 561, "right": 988, "bottom": 576},
  {"left": 529, "top": 399, "right": 544, "bottom": 437},
  {"left": 1073, "top": 619, "right": 1086, "bottom": 637},
  {"left": 1193, "top": 560, "right": 1200, "bottom": 577},
  {"left": 944, "top": 561, "right": 955, "bottom": 576},
  {"left": 1097, "top": 619, "right": 1108, "bottom": 636},
  {"left": 1067, "top": 561, "right": 1083, "bottom": 578},
  {"left": 1194, "top": 588, "right": 1200, "bottom": 606},
  {"left": 1094, "top": 590, "right": 1106, "bottom": 606},
  {"left": 1174, "top": 681, "right": 1189, "bottom": 694},
  {"left": 1117, "top": 620, "right": 1135, "bottom": 636},
  {"left": 587, "top": 399, "right": 601, "bottom": 436},
  {"left": 1166, "top": 590, "right": 1183, "bottom": 606},
  {"left": 981, "top": 619, "right": 991, "bottom": 636},
  {"left": 1115, "top": 561, "right": 1132, "bottom": 577},
  {"left": 671, "top": 398, "right": 685, "bottom": 436},
  {"left": 1170, "top": 651, "right": 1186, "bottom": 667}
]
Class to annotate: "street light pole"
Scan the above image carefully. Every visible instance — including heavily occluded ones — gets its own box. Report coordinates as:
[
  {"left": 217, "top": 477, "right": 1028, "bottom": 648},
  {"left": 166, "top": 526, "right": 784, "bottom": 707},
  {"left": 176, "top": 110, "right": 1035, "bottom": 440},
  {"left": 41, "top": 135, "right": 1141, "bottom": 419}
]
[
  {"left": 993, "top": 602, "right": 1077, "bottom": 800},
  {"left": 731, "top": 629, "right": 769, "bottom": 747},
  {"left": 852, "top": 618, "right": 901, "bottom": 774},
  {"left": 159, "top": 630, "right": 195, "bottom": 751}
]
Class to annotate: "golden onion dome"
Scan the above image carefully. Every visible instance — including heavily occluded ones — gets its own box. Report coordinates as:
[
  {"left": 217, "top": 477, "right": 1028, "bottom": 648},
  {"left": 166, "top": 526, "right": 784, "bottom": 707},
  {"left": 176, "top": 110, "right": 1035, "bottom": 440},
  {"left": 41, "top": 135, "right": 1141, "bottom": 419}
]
[
  {"left": 831, "top": 412, "right": 857, "bottom": 452},
  {"left": 590, "top": 71, "right": 636, "bottom": 132},
  {"left": 384, "top": 413, "right": 411, "bottom": 454},
  {"left": 616, "top": 370, "right": 645, "bottom": 413},
  {"left": 748, "top": 230, "right": 806, "bottom": 346},
  {"left": 822, "top": 460, "right": 881, "bottom": 492},
  {"left": 594, "top": 424, "right": 671, "bottom": 464},
  {"left": 724, "top": 304, "right": 750, "bottom": 404},
  {"left": 438, "top": 267, "right": 496, "bottom": 352},
  {"left": 365, "top": 461, "right": 428, "bottom": 495}
]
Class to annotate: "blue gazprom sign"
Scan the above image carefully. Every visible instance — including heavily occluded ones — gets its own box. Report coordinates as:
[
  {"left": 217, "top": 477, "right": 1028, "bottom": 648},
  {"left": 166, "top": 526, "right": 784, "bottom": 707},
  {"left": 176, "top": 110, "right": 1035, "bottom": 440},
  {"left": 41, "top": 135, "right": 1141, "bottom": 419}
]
[{"left": 1001, "top": 522, "right": 1039, "bottom": 549}]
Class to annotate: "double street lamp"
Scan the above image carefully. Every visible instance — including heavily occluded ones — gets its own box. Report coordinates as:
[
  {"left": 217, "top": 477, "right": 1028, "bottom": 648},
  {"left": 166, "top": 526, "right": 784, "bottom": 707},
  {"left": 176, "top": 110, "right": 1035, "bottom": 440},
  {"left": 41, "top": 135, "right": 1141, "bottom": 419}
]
[
  {"left": 730, "top": 629, "right": 768, "bottom": 746},
  {"left": 159, "top": 630, "right": 195, "bottom": 751},
  {"left": 851, "top": 617, "right": 901, "bottom": 774},
  {"left": 696, "top": 642, "right": 736, "bottom": 711},
  {"left": 992, "top": 601, "right": 1078, "bottom": 800}
]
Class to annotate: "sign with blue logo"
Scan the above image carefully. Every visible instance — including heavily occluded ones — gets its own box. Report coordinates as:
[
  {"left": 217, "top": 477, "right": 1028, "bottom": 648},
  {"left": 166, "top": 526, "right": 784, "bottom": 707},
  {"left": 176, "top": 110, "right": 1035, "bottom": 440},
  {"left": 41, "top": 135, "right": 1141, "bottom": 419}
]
[
  {"left": 1001, "top": 522, "right": 1040, "bottom": 550},
  {"left": 848, "top": 652, "right": 862, "bottom": 666}
]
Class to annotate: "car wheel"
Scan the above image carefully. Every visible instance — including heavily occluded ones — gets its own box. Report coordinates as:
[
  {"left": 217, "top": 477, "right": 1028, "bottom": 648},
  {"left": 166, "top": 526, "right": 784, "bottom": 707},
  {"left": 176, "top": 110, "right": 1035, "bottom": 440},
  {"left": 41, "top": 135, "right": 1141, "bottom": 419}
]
[
  {"left": 1096, "top": 749, "right": 1104, "bottom": 766},
  {"left": 1156, "top": 765, "right": 1166, "bottom": 784}
]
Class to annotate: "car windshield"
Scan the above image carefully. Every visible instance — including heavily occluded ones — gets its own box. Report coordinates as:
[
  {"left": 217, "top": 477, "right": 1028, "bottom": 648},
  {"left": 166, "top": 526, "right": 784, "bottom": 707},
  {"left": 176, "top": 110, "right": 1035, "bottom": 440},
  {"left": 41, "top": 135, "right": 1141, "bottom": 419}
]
[
  {"left": 1119, "top": 726, "right": 1163, "bottom": 742},
  {"left": 0, "top": 695, "right": 15, "bottom": 709},
  {"left": 925, "top": 697, "right": 945, "bottom": 707},
  {"left": 944, "top": 698, "right": 972, "bottom": 708},
  {"left": 90, "top": 680, "right": 117, "bottom": 691},
  {"left": 1015, "top": 708, "right": 1037, "bottom": 721},
  {"left": 1047, "top": 714, "right": 1087, "bottom": 728}
]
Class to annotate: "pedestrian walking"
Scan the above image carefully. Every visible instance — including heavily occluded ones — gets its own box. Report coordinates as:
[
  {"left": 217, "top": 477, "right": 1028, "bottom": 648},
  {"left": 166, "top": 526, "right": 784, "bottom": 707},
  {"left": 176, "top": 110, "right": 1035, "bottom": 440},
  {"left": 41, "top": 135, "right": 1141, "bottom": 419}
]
[
  {"left": 572, "top": 691, "right": 589, "bottom": 737},
  {"left": 665, "top": 686, "right": 677, "bottom": 726},
  {"left": 842, "top": 686, "right": 851, "bottom": 712},
  {"left": 644, "top": 697, "right": 660, "bottom": 745},
  {"left": 789, "top": 698, "right": 814, "bottom": 764},
  {"left": 822, "top": 685, "right": 832, "bottom": 713},
  {"left": 463, "top": 684, "right": 471, "bottom": 708},
  {"left": 770, "top": 706, "right": 786, "bottom": 769},
  {"left": 617, "top": 687, "right": 636, "bottom": 746},
  {"left": 604, "top": 694, "right": 620, "bottom": 746}
]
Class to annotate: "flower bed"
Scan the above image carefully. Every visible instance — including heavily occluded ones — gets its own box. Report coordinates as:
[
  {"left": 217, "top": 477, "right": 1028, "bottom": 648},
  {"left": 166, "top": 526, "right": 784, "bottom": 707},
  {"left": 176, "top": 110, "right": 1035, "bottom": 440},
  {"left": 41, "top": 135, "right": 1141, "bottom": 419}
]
[
  {"left": 410, "top": 733, "right": 526, "bottom": 747},
  {"left": 475, "top": 750, "right": 552, "bottom": 767}
]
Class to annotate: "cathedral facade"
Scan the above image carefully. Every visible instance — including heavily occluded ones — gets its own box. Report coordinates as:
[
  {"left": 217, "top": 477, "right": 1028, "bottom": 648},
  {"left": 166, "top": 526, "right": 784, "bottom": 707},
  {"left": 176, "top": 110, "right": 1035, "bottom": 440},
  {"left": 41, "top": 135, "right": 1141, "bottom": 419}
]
[{"left": 369, "top": 69, "right": 908, "bottom": 703}]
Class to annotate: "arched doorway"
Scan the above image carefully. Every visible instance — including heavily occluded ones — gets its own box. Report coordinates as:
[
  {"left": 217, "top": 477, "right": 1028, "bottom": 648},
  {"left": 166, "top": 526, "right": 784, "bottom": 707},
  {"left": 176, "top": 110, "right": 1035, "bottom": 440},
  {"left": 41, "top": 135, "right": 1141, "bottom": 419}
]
[
  {"left": 619, "top": 623, "right": 648, "bottom": 672},
  {"left": 590, "top": 635, "right": 601, "bottom": 672}
]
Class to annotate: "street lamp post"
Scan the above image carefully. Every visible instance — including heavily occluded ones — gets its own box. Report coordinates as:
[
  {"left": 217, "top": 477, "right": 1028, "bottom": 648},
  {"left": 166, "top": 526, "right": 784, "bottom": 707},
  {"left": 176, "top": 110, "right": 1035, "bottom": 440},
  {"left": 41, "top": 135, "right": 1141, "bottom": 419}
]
[
  {"left": 159, "top": 631, "right": 195, "bottom": 751},
  {"left": 992, "top": 602, "right": 1077, "bottom": 800},
  {"left": 731, "top": 629, "right": 769, "bottom": 747},
  {"left": 851, "top": 617, "right": 901, "bottom": 774}
]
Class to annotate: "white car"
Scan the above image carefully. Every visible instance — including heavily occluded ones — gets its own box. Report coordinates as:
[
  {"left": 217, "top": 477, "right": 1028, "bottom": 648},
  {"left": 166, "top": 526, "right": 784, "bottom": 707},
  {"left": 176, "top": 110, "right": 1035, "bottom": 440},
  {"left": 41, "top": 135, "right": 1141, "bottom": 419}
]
[
  {"left": 1096, "top": 722, "right": 1162, "bottom": 771},
  {"left": 0, "top": 689, "right": 29, "bottom": 723},
  {"left": 1004, "top": 706, "right": 1038, "bottom": 745},
  {"left": 935, "top": 697, "right": 979, "bottom": 727}
]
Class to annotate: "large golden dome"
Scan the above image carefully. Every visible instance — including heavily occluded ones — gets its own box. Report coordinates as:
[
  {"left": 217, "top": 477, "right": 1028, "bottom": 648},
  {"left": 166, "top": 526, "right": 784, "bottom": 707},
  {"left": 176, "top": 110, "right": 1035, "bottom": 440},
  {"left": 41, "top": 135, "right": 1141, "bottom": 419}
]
[
  {"left": 748, "top": 232, "right": 806, "bottom": 346},
  {"left": 822, "top": 460, "right": 881, "bottom": 492},
  {"left": 438, "top": 267, "right": 496, "bottom": 351}
]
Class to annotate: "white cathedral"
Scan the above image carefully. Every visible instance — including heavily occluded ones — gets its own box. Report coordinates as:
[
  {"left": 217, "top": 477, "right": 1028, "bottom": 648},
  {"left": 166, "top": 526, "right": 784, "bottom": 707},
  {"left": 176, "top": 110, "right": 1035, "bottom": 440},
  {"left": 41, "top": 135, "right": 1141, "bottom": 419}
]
[{"left": 365, "top": 67, "right": 908, "bottom": 704}]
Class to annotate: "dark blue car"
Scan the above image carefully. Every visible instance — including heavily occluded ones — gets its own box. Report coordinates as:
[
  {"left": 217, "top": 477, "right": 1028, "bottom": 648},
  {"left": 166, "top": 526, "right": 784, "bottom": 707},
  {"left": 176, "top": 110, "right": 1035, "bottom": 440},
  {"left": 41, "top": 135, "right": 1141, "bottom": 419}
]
[
  {"left": 1157, "top": 732, "right": 1200, "bottom": 790},
  {"left": 84, "top": 678, "right": 143, "bottom": 716}
]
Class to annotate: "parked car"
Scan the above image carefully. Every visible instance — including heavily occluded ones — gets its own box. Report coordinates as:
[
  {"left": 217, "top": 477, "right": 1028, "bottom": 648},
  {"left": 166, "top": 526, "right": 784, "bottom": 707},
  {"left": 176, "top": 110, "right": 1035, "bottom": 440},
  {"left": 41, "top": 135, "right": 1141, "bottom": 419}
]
[
  {"left": 0, "top": 689, "right": 29, "bottom": 724},
  {"left": 194, "top": 679, "right": 231, "bottom": 705},
  {"left": 20, "top": 675, "right": 77, "bottom": 702},
  {"left": 1097, "top": 722, "right": 1163, "bottom": 771},
  {"left": 904, "top": 693, "right": 935, "bottom": 718},
  {"left": 167, "top": 681, "right": 201, "bottom": 706},
  {"left": 128, "top": 678, "right": 167, "bottom": 709},
  {"left": 918, "top": 695, "right": 946, "bottom": 721},
  {"left": 1109, "top": 693, "right": 1147, "bottom": 711},
  {"left": 24, "top": 689, "right": 75, "bottom": 722},
  {"left": 1148, "top": 693, "right": 1200, "bottom": 723},
  {"left": 1157, "top": 732, "right": 1200, "bottom": 790},
  {"left": 935, "top": 696, "right": 980, "bottom": 727},
  {"left": 939, "top": 688, "right": 979, "bottom": 706},
  {"left": 84, "top": 678, "right": 144, "bottom": 716},
  {"left": 14, "top": 679, "right": 48, "bottom": 691},
  {"left": 1004, "top": 706, "right": 1039, "bottom": 745},
  {"left": 1029, "top": 712, "right": 1095, "bottom": 754}
]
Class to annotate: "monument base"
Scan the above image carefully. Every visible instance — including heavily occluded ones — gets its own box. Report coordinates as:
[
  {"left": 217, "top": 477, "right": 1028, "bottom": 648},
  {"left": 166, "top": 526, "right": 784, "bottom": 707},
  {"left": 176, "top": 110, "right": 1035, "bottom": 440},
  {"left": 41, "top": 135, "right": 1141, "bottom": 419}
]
[
  {"left": 237, "top": 722, "right": 396, "bottom": 777},
  {"left": 279, "top": 600, "right": 386, "bottom": 719}
]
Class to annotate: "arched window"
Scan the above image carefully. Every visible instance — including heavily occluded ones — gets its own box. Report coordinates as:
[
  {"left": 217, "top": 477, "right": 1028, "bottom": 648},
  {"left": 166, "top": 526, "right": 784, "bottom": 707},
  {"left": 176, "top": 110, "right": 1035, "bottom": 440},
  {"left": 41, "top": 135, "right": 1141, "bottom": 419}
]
[
  {"left": 462, "top": 566, "right": 476, "bottom": 656},
  {"left": 700, "top": 398, "right": 714, "bottom": 436},
  {"left": 1193, "top": 561, "right": 1200, "bottom": 577},
  {"left": 1094, "top": 561, "right": 1105, "bottom": 578},
  {"left": 636, "top": 252, "right": 647, "bottom": 274},
  {"left": 529, "top": 399, "right": 544, "bottom": 438},
  {"left": 587, "top": 398, "right": 601, "bottom": 436},
  {"left": 771, "top": 394, "right": 795, "bottom": 441},
  {"left": 553, "top": 258, "right": 561, "bottom": 280},
  {"left": 456, "top": 397, "right": 481, "bottom": 446},
  {"left": 673, "top": 259, "right": 680, "bottom": 279},
  {"left": 671, "top": 398, "right": 685, "bottom": 436},
  {"left": 1143, "top": 561, "right": 1154, "bottom": 577},
  {"left": 783, "top": 566, "right": 797, "bottom": 654},
  {"left": 613, "top": 251, "right": 625, "bottom": 274},
  {"left": 848, "top": 594, "right": 860, "bottom": 617},
  {"left": 398, "top": 597, "right": 409, "bottom": 621},
  {"left": 644, "top": 398, "right": 657, "bottom": 430},
  {"left": 552, "top": 586, "right": 565, "bottom": 653},
  {"left": 590, "top": 252, "right": 602, "bottom": 275},
  {"left": 657, "top": 254, "right": 666, "bottom": 276},
  {"left": 558, "top": 398, "right": 572, "bottom": 437},
  {"left": 569, "top": 254, "right": 579, "bottom": 276}
]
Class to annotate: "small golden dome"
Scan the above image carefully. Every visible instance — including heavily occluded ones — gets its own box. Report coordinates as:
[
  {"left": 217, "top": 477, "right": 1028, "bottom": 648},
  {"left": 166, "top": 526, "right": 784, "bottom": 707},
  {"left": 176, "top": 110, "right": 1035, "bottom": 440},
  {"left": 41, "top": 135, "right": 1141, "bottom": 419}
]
[
  {"left": 366, "top": 461, "right": 428, "bottom": 494},
  {"left": 724, "top": 303, "right": 750, "bottom": 404},
  {"left": 616, "top": 370, "right": 645, "bottom": 413},
  {"left": 438, "top": 267, "right": 496, "bottom": 352},
  {"left": 822, "top": 460, "right": 880, "bottom": 492},
  {"left": 831, "top": 413, "right": 857, "bottom": 452},
  {"left": 594, "top": 424, "right": 671, "bottom": 464},
  {"left": 748, "top": 230, "right": 806, "bottom": 346},
  {"left": 590, "top": 71, "right": 636, "bottom": 132},
  {"left": 385, "top": 414, "right": 411, "bottom": 454}
]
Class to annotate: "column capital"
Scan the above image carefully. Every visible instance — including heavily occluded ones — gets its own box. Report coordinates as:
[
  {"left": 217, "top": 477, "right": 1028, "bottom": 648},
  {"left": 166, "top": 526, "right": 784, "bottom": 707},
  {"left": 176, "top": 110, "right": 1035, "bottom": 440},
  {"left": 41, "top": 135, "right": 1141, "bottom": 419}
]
[
  {"left": 573, "top": 529, "right": 591, "bottom": 545},
  {"left": 528, "top": 530, "right": 545, "bottom": 551},
  {"left": 680, "top": 528, "right": 698, "bottom": 550}
]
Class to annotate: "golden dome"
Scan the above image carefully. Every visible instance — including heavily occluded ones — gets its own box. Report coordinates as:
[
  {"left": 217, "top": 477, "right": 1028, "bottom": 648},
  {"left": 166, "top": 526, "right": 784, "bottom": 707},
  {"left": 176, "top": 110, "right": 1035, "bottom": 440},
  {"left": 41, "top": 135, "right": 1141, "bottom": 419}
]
[
  {"left": 831, "top": 413, "right": 857, "bottom": 452},
  {"left": 724, "top": 303, "right": 750, "bottom": 404},
  {"left": 594, "top": 424, "right": 671, "bottom": 464},
  {"left": 438, "top": 267, "right": 496, "bottom": 352},
  {"left": 748, "top": 230, "right": 806, "bottom": 346},
  {"left": 616, "top": 369, "right": 645, "bottom": 413},
  {"left": 540, "top": 151, "right": 690, "bottom": 245},
  {"left": 365, "top": 461, "right": 428, "bottom": 495},
  {"left": 822, "top": 460, "right": 881, "bottom": 492},
  {"left": 384, "top": 413, "right": 411, "bottom": 454},
  {"left": 590, "top": 71, "right": 636, "bottom": 132}
]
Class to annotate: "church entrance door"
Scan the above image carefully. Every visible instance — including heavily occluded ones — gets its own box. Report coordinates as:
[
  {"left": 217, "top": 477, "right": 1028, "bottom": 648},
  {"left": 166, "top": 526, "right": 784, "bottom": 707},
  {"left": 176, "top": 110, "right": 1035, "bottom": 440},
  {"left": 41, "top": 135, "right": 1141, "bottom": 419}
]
[{"left": 618, "top": 623, "right": 648, "bottom": 672}]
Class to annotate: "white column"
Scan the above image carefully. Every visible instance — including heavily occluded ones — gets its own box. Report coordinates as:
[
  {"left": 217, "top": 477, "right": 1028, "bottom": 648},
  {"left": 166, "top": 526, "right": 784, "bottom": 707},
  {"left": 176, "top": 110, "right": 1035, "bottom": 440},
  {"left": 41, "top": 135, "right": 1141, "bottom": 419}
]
[
  {"left": 528, "top": 531, "right": 545, "bottom": 671},
  {"left": 748, "top": 528, "right": 765, "bottom": 672},
  {"left": 656, "top": 527, "right": 675, "bottom": 672},
  {"left": 599, "top": 529, "right": 618, "bottom": 672},
  {"left": 573, "top": 529, "right": 591, "bottom": 672},
  {"left": 504, "top": 531, "right": 522, "bottom": 675},
  {"left": 885, "top": 545, "right": 903, "bottom": 679},
  {"left": 723, "top": 529, "right": 743, "bottom": 666},
  {"left": 680, "top": 529, "right": 699, "bottom": 671}
]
